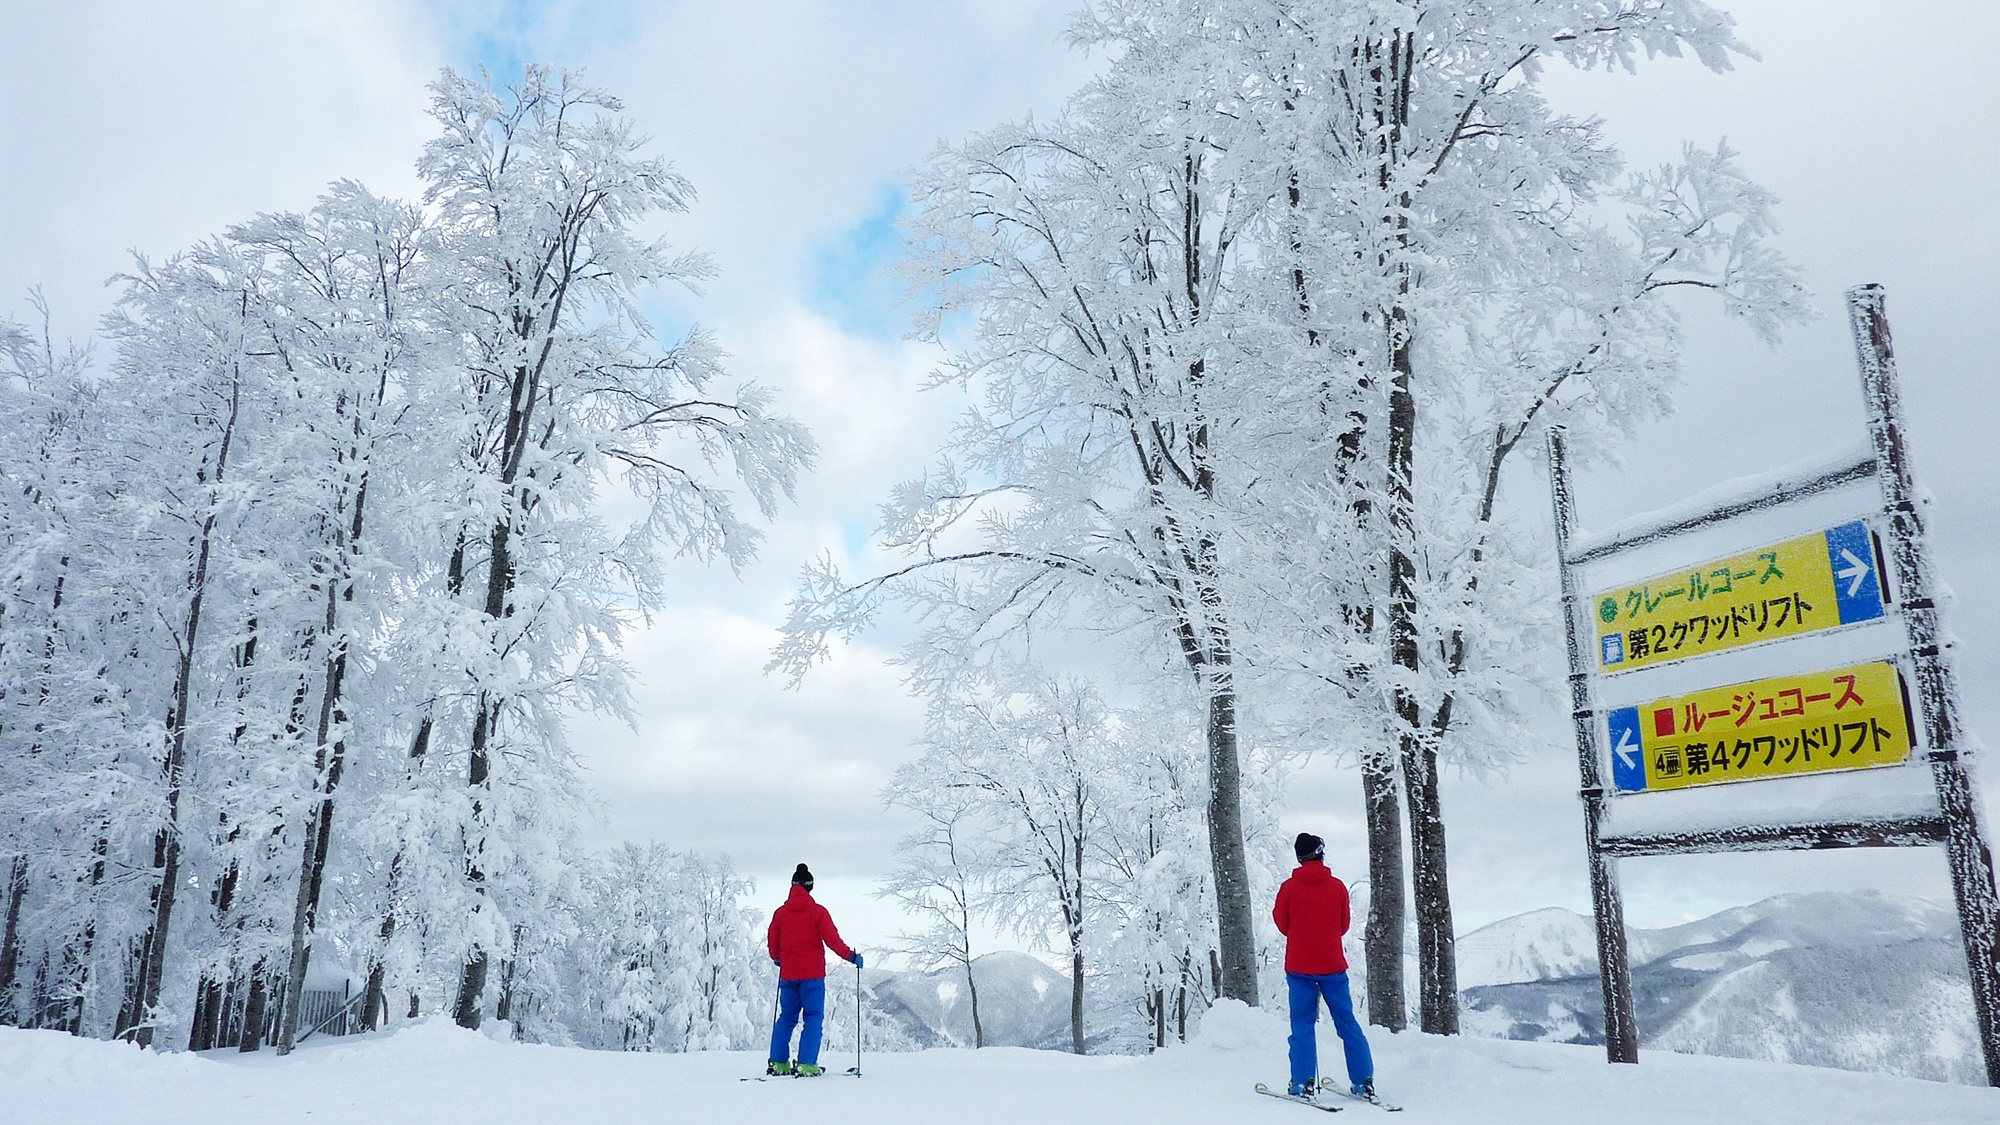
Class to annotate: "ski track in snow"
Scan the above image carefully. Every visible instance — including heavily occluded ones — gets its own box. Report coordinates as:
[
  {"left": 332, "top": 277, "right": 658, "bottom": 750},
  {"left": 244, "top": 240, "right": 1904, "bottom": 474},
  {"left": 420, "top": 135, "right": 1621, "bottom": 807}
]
[{"left": 4, "top": 1003, "right": 1996, "bottom": 1125}]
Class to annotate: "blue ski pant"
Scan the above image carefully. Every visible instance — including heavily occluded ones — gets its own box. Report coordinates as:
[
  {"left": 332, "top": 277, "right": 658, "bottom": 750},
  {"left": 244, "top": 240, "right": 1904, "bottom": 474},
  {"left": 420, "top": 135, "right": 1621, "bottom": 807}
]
[
  {"left": 1287, "top": 971, "right": 1372, "bottom": 1089},
  {"left": 769, "top": 977, "right": 826, "bottom": 1066}
]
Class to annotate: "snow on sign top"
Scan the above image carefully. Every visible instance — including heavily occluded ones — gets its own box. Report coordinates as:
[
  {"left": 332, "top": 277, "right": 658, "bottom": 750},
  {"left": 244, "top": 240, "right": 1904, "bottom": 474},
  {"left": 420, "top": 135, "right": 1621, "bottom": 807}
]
[
  {"left": 1591, "top": 519, "right": 1887, "bottom": 674},
  {"left": 1605, "top": 659, "right": 1916, "bottom": 794}
]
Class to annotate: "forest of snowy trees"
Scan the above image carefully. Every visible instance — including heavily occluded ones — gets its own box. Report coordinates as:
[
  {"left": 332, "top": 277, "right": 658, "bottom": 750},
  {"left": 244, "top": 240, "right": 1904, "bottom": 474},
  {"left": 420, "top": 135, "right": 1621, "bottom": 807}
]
[
  {"left": 3, "top": 0, "right": 1809, "bottom": 1061},
  {"left": 0, "top": 66, "right": 808, "bottom": 1054},
  {"left": 777, "top": 0, "right": 1804, "bottom": 1040}
]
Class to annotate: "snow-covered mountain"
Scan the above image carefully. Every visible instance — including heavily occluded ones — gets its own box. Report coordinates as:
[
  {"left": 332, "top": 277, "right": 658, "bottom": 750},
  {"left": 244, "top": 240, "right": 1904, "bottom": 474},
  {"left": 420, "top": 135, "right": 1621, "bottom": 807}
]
[
  {"left": 864, "top": 952, "right": 1073, "bottom": 1050},
  {"left": 1459, "top": 890, "right": 1981, "bottom": 1084},
  {"left": 1456, "top": 906, "right": 1601, "bottom": 987}
]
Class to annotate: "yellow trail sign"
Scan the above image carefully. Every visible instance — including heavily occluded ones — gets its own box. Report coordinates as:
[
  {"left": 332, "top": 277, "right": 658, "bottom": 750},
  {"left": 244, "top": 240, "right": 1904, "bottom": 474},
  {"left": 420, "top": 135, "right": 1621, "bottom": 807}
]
[
  {"left": 1605, "top": 661, "right": 1915, "bottom": 794},
  {"left": 1591, "top": 520, "right": 1887, "bottom": 674}
]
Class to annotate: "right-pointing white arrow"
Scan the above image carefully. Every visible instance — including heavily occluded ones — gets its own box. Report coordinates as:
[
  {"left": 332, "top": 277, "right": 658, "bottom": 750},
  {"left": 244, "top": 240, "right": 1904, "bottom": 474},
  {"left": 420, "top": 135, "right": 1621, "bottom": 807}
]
[{"left": 1836, "top": 548, "right": 1871, "bottom": 598}]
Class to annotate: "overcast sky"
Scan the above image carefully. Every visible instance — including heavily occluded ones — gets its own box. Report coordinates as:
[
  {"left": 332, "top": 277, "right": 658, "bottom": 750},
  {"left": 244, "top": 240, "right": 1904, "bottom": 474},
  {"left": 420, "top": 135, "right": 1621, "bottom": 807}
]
[{"left": 4, "top": 1, "right": 1997, "bottom": 955}]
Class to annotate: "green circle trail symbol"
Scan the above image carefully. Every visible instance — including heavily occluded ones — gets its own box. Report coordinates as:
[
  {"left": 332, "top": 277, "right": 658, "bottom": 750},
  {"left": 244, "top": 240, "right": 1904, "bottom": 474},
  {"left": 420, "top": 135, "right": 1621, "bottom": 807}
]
[{"left": 1598, "top": 597, "right": 1619, "bottom": 624}]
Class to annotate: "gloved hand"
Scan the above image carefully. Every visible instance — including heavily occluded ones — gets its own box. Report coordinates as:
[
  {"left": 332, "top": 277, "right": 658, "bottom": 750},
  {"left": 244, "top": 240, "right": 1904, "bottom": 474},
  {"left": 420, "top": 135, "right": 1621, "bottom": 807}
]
[{"left": 851, "top": 952, "right": 864, "bottom": 969}]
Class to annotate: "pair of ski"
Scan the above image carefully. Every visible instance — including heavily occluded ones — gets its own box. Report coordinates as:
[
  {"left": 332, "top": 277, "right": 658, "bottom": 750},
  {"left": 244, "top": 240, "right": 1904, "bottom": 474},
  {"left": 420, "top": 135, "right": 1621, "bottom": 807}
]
[
  {"left": 741, "top": 1067, "right": 862, "bottom": 1081},
  {"left": 1254, "top": 1080, "right": 1401, "bottom": 1113}
]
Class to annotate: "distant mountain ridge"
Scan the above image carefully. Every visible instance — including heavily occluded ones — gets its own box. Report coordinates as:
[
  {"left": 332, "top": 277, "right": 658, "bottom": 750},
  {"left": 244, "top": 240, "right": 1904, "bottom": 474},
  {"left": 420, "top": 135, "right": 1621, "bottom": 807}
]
[
  {"left": 864, "top": 951, "right": 1073, "bottom": 1050},
  {"left": 856, "top": 890, "right": 1978, "bottom": 1084},
  {"left": 1457, "top": 890, "right": 1980, "bottom": 1084}
]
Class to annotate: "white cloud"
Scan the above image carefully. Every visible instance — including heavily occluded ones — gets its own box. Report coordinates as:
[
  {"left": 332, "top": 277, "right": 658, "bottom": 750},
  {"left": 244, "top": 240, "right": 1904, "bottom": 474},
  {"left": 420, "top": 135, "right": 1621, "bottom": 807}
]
[
  {"left": 573, "top": 602, "right": 923, "bottom": 864},
  {"left": 0, "top": 0, "right": 443, "bottom": 340}
]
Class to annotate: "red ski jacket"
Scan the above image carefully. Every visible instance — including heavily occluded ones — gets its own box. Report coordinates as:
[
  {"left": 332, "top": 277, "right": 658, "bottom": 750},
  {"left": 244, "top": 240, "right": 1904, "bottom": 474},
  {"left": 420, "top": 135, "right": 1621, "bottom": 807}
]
[
  {"left": 1272, "top": 859, "right": 1351, "bottom": 975},
  {"left": 767, "top": 885, "right": 856, "bottom": 980}
]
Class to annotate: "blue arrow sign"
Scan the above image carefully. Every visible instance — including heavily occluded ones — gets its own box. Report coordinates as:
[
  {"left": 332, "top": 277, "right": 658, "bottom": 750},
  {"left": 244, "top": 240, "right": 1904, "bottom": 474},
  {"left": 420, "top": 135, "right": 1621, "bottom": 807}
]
[
  {"left": 1823, "top": 520, "right": 1886, "bottom": 625},
  {"left": 1607, "top": 706, "right": 1646, "bottom": 793}
]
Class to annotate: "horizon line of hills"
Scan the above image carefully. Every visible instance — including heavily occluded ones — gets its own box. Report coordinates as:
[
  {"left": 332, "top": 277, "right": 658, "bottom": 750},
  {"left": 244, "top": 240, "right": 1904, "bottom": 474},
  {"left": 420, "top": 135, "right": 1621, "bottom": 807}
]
[{"left": 851, "top": 888, "right": 1979, "bottom": 1084}]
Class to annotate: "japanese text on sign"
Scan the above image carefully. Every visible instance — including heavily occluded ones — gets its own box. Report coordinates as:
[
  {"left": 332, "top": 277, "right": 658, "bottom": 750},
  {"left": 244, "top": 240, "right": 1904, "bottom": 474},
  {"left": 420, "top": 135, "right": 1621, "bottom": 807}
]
[
  {"left": 1605, "top": 660, "right": 1915, "bottom": 794},
  {"left": 1593, "top": 520, "right": 1886, "bottom": 674}
]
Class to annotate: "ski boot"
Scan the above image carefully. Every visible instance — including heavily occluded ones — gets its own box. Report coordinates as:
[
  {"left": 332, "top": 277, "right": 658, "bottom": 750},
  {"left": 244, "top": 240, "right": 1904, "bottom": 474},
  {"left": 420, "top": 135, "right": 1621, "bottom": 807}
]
[
  {"left": 795, "top": 1064, "right": 826, "bottom": 1078},
  {"left": 766, "top": 1060, "right": 792, "bottom": 1076}
]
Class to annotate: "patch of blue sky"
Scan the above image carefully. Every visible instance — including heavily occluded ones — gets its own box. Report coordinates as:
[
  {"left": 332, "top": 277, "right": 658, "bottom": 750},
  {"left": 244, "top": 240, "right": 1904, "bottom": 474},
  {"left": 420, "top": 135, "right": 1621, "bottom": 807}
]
[
  {"left": 443, "top": 0, "right": 636, "bottom": 90},
  {"left": 840, "top": 521, "right": 875, "bottom": 567},
  {"left": 435, "top": 3, "right": 701, "bottom": 346},
  {"left": 808, "top": 185, "right": 912, "bottom": 341}
]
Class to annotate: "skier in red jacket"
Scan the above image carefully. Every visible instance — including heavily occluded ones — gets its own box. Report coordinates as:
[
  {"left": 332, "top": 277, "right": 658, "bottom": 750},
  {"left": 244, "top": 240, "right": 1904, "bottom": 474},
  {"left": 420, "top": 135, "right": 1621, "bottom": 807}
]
[
  {"left": 1272, "top": 833, "right": 1373, "bottom": 1100},
  {"left": 766, "top": 863, "right": 861, "bottom": 1076}
]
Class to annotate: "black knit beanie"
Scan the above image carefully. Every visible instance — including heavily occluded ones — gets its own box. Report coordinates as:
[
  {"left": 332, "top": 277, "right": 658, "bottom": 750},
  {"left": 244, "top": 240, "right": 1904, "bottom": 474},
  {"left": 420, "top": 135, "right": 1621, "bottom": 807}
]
[
  {"left": 792, "top": 863, "right": 814, "bottom": 890},
  {"left": 1294, "top": 833, "right": 1325, "bottom": 862}
]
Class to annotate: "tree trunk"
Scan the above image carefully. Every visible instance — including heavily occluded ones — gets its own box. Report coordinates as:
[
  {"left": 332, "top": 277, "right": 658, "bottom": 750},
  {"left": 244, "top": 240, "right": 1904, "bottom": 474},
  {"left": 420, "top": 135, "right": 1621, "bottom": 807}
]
[
  {"left": 1403, "top": 742, "right": 1456, "bottom": 1032},
  {"left": 238, "top": 964, "right": 269, "bottom": 1052},
  {"left": 278, "top": 468, "right": 369, "bottom": 1054},
  {"left": 1360, "top": 752, "right": 1407, "bottom": 1030},
  {"left": 966, "top": 959, "right": 984, "bottom": 1048},
  {"left": 1384, "top": 293, "right": 1457, "bottom": 1036},
  {"left": 1290, "top": 92, "right": 1405, "bottom": 1029},
  {"left": 1203, "top": 664, "right": 1259, "bottom": 1006},
  {"left": 495, "top": 928, "right": 519, "bottom": 1033},
  {"left": 63, "top": 835, "right": 107, "bottom": 1034},
  {"left": 0, "top": 855, "right": 24, "bottom": 1025},
  {"left": 454, "top": 945, "right": 489, "bottom": 1030},
  {"left": 1176, "top": 970, "right": 1189, "bottom": 1041},
  {"left": 1173, "top": 145, "right": 1259, "bottom": 1010},
  {"left": 275, "top": 737, "right": 343, "bottom": 1053},
  {"left": 363, "top": 707, "right": 433, "bottom": 1032},
  {"left": 1068, "top": 943, "right": 1087, "bottom": 1054},
  {"left": 454, "top": 512, "right": 514, "bottom": 1029},
  {"left": 188, "top": 976, "right": 222, "bottom": 1051},
  {"left": 123, "top": 376, "right": 240, "bottom": 1048},
  {"left": 452, "top": 697, "right": 496, "bottom": 1029},
  {"left": 361, "top": 962, "right": 388, "bottom": 1032}
]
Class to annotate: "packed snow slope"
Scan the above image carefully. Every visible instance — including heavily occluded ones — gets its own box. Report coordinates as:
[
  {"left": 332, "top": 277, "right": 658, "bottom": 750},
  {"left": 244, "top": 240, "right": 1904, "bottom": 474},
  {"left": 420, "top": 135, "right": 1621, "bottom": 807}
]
[{"left": 6, "top": 1001, "right": 1994, "bottom": 1125}]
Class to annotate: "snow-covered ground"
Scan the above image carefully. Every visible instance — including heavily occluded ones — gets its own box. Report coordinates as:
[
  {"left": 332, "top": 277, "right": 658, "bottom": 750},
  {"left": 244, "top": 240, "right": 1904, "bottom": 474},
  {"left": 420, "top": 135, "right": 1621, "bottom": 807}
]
[{"left": 6, "top": 1001, "right": 1994, "bottom": 1125}]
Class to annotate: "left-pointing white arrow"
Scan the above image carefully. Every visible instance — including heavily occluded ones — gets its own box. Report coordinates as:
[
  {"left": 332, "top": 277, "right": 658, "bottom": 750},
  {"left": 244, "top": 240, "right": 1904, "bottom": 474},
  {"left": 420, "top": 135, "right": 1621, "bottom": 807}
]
[
  {"left": 1613, "top": 724, "right": 1640, "bottom": 772},
  {"left": 1836, "top": 548, "right": 1871, "bottom": 598}
]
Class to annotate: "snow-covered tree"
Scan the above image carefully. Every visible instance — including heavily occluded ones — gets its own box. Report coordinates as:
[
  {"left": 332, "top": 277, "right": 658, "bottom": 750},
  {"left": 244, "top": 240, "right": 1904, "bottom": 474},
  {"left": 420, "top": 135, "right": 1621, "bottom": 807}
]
[
  {"left": 1115, "top": 0, "right": 1811, "bottom": 1032},
  {"left": 879, "top": 770, "right": 990, "bottom": 1046},
  {"left": 782, "top": 0, "right": 1806, "bottom": 1036},
  {"left": 560, "top": 844, "right": 761, "bottom": 1052},
  {"left": 0, "top": 297, "right": 141, "bottom": 1036},
  {"left": 1088, "top": 704, "right": 1224, "bottom": 1049},
  {"left": 0, "top": 62, "right": 811, "bottom": 1056},
  {"left": 401, "top": 65, "right": 812, "bottom": 1031},
  {"left": 775, "top": 89, "right": 1278, "bottom": 1009},
  {"left": 911, "top": 667, "right": 1121, "bottom": 1053}
]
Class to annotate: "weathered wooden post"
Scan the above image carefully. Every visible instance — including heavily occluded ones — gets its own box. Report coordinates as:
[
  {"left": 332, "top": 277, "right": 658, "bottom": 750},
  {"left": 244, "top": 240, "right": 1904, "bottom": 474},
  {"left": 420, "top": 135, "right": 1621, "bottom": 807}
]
[
  {"left": 1848, "top": 283, "right": 2000, "bottom": 1086},
  {"left": 1547, "top": 427, "right": 1640, "bottom": 1064}
]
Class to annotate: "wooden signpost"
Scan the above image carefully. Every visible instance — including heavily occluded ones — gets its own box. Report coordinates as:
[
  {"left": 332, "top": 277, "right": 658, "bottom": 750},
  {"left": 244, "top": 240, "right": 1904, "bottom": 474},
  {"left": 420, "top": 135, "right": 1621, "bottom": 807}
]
[{"left": 1547, "top": 285, "right": 2000, "bottom": 1085}]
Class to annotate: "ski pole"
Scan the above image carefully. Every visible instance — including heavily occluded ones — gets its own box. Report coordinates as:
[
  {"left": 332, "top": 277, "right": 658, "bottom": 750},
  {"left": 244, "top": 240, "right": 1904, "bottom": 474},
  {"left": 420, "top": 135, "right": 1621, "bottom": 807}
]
[
  {"left": 771, "top": 975, "right": 781, "bottom": 1061},
  {"left": 852, "top": 948, "right": 868, "bottom": 1072}
]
